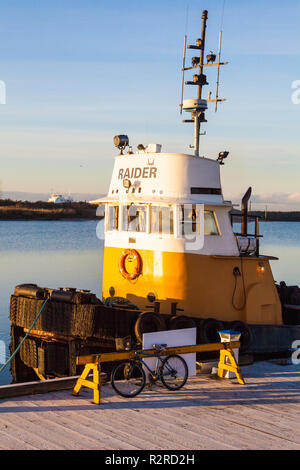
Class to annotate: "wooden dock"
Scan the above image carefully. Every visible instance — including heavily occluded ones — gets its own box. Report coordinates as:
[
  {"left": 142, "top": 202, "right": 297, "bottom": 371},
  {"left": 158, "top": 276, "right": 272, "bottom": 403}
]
[{"left": 0, "top": 360, "right": 299, "bottom": 450}]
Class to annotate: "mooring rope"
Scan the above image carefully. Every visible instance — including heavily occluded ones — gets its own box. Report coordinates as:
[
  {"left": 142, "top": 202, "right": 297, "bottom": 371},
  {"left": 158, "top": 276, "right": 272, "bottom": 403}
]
[{"left": 0, "top": 298, "right": 49, "bottom": 374}]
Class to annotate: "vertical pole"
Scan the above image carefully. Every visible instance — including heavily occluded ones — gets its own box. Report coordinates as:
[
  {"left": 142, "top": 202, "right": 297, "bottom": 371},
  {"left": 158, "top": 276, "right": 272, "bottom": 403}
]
[
  {"left": 180, "top": 35, "right": 187, "bottom": 114},
  {"left": 255, "top": 217, "right": 260, "bottom": 257},
  {"left": 241, "top": 202, "right": 248, "bottom": 236},
  {"left": 215, "top": 30, "right": 222, "bottom": 113},
  {"left": 194, "top": 10, "right": 208, "bottom": 157}
]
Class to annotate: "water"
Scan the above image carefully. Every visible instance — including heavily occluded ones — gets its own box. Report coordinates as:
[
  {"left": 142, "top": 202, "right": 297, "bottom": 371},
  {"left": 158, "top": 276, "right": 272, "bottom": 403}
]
[
  {"left": 0, "top": 220, "right": 299, "bottom": 385},
  {"left": 241, "top": 221, "right": 300, "bottom": 285},
  {"left": 0, "top": 220, "right": 104, "bottom": 385}
]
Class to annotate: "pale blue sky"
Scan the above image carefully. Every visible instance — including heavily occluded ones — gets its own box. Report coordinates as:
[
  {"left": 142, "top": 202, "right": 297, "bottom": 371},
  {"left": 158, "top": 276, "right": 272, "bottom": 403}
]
[{"left": 0, "top": 0, "right": 300, "bottom": 208}]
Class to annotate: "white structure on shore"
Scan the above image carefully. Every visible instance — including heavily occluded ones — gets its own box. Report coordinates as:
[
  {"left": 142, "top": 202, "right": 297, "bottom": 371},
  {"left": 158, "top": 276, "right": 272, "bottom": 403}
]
[{"left": 48, "top": 194, "right": 73, "bottom": 204}]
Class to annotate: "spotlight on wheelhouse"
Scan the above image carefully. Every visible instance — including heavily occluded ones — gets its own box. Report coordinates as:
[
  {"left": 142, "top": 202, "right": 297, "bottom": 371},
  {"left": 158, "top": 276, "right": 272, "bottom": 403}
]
[
  {"left": 217, "top": 151, "right": 229, "bottom": 165},
  {"left": 113, "top": 135, "right": 129, "bottom": 154}
]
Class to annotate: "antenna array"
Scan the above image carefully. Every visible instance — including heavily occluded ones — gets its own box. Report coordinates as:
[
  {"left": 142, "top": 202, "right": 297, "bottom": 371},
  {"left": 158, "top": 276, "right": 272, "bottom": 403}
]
[{"left": 180, "top": 10, "right": 228, "bottom": 156}]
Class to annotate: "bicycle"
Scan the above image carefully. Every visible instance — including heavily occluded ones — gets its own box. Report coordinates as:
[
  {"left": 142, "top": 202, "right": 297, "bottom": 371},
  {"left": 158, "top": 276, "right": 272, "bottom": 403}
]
[{"left": 111, "top": 343, "right": 189, "bottom": 398}]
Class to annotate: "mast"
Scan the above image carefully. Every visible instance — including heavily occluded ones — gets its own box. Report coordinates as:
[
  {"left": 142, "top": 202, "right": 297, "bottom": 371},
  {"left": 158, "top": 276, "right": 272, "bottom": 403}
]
[
  {"left": 180, "top": 9, "right": 228, "bottom": 157},
  {"left": 194, "top": 10, "right": 208, "bottom": 156}
]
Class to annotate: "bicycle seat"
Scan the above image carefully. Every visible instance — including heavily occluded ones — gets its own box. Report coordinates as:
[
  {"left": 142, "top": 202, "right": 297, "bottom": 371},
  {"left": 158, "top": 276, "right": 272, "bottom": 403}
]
[{"left": 153, "top": 343, "right": 167, "bottom": 351}]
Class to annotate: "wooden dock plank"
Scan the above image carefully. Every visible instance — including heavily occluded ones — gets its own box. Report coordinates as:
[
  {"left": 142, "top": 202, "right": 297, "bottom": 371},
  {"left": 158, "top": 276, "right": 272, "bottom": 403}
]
[
  {"left": 0, "top": 361, "right": 299, "bottom": 450},
  {"left": 0, "top": 373, "right": 107, "bottom": 400}
]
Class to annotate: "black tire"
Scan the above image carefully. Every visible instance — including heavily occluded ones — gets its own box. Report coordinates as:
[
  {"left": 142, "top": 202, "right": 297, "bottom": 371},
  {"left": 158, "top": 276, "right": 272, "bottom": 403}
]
[
  {"left": 134, "top": 312, "right": 166, "bottom": 343},
  {"left": 199, "top": 318, "right": 224, "bottom": 343},
  {"left": 168, "top": 315, "right": 197, "bottom": 330},
  {"left": 160, "top": 355, "right": 188, "bottom": 391},
  {"left": 111, "top": 361, "right": 146, "bottom": 398},
  {"left": 230, "top": 321, "right": 253, "bottom": 353}
]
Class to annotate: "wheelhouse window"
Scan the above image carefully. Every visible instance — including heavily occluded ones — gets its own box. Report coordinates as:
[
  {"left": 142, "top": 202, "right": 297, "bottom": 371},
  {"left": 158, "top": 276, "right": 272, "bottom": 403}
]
[
  {"left": 180, "top": 205, "right": 199, "bottom": 235},
  {"left": 204, "top": 211, "right": 219, "bottom": 236},
  {"left": 180, "top": 205, "right": 220, "bottom": 236},
  {"left": 106, "top": 204, "right": 119, "bottom": 231},
  {"left": 122, "top": 204, "right": 147, "bottom": 232},
  {"left": 150, "top": 206, "right": 174, "bottom": 235}
]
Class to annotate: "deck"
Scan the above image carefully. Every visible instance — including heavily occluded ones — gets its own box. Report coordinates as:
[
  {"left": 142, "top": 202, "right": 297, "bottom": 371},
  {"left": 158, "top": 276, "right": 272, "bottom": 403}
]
[{"left": 0, "top": 360, "right": 300, "bottom": 450}]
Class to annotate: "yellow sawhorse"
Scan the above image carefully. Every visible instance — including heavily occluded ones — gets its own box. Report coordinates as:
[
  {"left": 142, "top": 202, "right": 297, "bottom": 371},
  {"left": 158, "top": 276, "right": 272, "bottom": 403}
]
[
  {"left": 72, "top": 361, "right": 102, "bottom": 405},
  {"left": 218, "top": 346, "right": 245, "bottom": 385},
  {"left": 72, "top": 341, "right": 245, "bottom": 405}
]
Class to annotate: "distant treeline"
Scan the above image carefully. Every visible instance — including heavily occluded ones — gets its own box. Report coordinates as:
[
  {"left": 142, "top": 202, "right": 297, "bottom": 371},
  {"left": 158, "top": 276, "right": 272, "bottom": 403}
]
[
  {"left": 0, "top": 199, "right": 99, "bottom": 220},
  {"left": 231, "top": 210, "right": 300, "bottom": 222}
]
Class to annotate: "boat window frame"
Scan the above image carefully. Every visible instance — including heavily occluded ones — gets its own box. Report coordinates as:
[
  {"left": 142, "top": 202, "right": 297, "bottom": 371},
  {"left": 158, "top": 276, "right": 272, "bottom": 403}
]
[
  {"left": 179, "top": 205, "right": 221, "bottom": 237},
  {"left": 105, "top": 203, "right": 120, "bottom": 232},
  {"left": 104, "top": 202, "right": 220, "bottom": 238},
  {"left": 121, "top": 203, "right": 149, "bottom": 234},
  {"left": 149, "top": 204, "right": 175, "bottom": 236},
  {"left": 204, "top": 210, "right": 221, "bottom": 236}
]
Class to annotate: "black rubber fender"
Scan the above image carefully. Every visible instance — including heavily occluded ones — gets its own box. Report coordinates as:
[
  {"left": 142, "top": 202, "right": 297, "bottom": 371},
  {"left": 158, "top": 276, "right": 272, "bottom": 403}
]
[
  {"left": 230, "top": 321, "right": 253, "bottom": 353},
  {"left": 134, "top": 312, "right": 166, "bottom": 343},
  {"left": 199, "top": 318, "right": 225, "bottom": 344},
  {"left": 168, "top": 315, "right": 197, "bottom": 331}
]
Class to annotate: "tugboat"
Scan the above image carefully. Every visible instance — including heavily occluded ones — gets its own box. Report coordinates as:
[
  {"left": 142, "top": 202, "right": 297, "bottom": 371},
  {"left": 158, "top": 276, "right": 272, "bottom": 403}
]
[
  {"left": 9, "top": 10, "right": 300, "bottom": 382},
  {"left": 91, "top": 10, "right": 300, "bottom": 353}
]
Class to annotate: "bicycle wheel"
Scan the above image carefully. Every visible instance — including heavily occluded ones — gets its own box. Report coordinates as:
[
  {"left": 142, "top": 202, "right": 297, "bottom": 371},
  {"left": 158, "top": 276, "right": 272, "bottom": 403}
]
[
  {"left": 160, "top": 355, "right": 188, "bottom": 391},
  {"left": 111, "top": 361, "right": 146, "bottom": 398}
]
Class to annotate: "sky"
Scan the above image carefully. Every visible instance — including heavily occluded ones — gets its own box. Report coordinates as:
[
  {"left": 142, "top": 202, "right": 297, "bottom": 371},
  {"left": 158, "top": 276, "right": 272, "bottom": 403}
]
[{"left": 0, "top": 0, "right": 300, "bottom": 209}]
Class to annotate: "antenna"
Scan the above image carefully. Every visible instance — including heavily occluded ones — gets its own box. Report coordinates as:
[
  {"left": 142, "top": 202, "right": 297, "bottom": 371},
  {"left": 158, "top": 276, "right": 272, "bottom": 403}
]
[
  {"left": 180, "top": 35, "right": 187, "bottom": 115},
  {"left": 180, "top": 9, "right": 228, "bottom": 156},
  {"left": 215, "top": 30, "right": 222, "bottom": 112}
]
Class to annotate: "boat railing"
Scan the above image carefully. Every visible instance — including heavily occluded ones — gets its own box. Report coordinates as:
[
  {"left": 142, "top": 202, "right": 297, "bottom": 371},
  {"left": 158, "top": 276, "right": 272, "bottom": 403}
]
[{"left": 232, "top": 214, "right": 263, "bottom": 257}]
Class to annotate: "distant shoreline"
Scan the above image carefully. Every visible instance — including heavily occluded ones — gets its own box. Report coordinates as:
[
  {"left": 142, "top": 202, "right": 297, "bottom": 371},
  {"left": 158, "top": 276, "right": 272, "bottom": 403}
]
[
  {"left": 0, "top": 200, "right": 99, "bottom": 220},
  {"left": 232, "top": 210, "right": 300, "bottom": 223},
  {"left": 0, "top": 200, "right": 299, "bottom": 222}
]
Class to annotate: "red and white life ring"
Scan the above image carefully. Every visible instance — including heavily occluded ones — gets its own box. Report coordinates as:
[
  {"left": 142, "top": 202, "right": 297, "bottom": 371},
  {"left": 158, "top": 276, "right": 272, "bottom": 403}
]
[{"left": 119, "top": 249, "right": 142, "bottom": 280}]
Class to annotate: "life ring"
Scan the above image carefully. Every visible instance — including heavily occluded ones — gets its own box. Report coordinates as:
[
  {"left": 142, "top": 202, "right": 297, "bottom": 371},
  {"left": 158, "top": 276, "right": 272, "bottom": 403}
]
[{"left": 119, "top": 249, "right": 142, "bottom": 280}]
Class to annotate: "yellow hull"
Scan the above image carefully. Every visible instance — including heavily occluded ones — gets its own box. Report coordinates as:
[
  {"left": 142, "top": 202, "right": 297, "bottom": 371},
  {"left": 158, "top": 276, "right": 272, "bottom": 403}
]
[{"left": 102, "top": 247, "right": 283, "bottom": 325}]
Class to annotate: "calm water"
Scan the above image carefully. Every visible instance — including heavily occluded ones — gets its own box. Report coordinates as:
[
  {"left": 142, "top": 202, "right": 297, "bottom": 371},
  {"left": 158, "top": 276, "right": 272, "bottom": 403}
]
[
  {"left": 0, "top": 220, "right": 299, "bottom": 385},
  {"left": 0, "top": 220, "right": 104, "bottom": 385}
]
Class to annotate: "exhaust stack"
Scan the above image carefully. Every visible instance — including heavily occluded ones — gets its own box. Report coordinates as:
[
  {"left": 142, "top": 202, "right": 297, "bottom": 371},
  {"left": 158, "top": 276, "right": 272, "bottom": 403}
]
[{"left": 241, "top": 187, "right": 252, "bottom": 236}]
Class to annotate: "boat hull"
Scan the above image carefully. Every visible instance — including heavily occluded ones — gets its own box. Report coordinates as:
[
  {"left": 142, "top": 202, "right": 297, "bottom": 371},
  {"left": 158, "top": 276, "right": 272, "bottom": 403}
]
[{"left": 102, "top": 247, "right": 283, "bottom": 325}]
